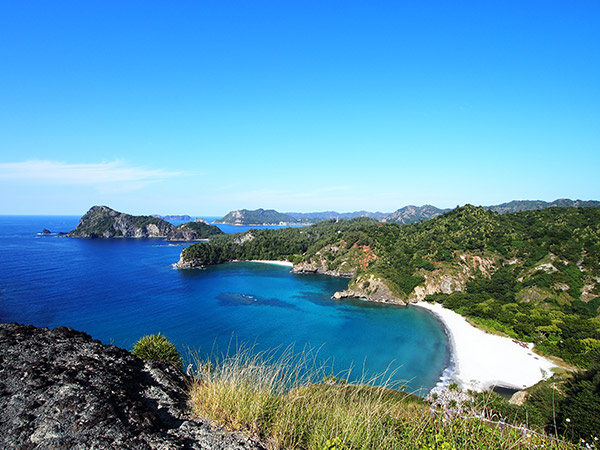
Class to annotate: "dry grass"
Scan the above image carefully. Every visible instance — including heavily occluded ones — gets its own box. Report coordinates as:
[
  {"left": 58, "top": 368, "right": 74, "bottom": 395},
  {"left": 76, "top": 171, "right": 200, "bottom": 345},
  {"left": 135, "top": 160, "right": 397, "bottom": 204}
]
[{"left": 188, "top": 346, "right": 574, "bottom": 450}]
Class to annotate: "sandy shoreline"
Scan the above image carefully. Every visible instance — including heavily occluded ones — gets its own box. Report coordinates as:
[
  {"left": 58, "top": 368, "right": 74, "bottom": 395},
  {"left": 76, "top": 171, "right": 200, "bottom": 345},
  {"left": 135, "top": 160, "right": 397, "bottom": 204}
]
[
  {"left": 414, "top": 301, "right": 556, "bottom": 392},
  {"left": 247, "top": 260, "right": 295, "bottom": 267}
]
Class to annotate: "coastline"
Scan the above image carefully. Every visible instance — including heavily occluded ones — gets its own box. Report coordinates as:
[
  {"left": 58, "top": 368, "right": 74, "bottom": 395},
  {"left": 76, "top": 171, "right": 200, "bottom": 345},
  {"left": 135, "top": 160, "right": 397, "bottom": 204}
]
[{"left": 413, "top": 301, "right": 556, "bottom": 392}]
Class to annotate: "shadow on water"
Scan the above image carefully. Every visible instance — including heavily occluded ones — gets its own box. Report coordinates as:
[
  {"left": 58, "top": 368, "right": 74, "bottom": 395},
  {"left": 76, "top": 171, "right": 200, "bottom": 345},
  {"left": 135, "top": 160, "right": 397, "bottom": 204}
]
[
  {"left": 295, "top": 291, "right": 407, "bottom": 311},
  {"left": 491, "top": 385, "right": 521, "bottom": 399},
  {"left": 217, "top": 292, "right": 300, "bottom": 311}
]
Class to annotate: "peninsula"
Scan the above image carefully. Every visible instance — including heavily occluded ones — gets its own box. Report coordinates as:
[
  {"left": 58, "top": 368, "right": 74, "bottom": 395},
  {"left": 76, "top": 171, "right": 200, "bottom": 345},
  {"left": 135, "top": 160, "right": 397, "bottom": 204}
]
[{"left": 68, "top": 206, "right": 224, "bottom": 241}]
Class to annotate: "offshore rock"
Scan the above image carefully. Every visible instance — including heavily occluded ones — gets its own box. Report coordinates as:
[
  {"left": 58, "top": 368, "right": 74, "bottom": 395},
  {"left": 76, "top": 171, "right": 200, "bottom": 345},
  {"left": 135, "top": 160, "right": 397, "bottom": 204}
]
[{"left": 0, "top": 323, "right": 263, "bottom": 450}]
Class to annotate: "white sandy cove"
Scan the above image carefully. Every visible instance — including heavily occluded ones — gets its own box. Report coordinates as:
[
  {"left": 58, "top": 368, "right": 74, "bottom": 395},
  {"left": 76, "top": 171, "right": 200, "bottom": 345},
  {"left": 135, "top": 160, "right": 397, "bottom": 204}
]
[
  {"left": 414, "top": 302, "right": 557, "bottom": 392},
  {"left": 247, "top": 260, "right": 294, "bottom": 267}
]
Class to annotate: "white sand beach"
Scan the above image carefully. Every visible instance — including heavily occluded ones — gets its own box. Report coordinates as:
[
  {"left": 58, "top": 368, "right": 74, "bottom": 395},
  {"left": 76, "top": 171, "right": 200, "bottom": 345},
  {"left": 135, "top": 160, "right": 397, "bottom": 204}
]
[
  {"left": 248, "top": 260, "right": 295, "bottom": 267},
  {"left": 414, "top": 301, "right": 557, "bottom": 392}
]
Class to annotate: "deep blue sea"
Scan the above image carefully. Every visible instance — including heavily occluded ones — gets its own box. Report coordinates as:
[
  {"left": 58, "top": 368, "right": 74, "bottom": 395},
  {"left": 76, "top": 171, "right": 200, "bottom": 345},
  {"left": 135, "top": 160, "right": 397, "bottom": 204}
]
[{"left": 0, "top": 215, "right": 449, "bottom": 394}]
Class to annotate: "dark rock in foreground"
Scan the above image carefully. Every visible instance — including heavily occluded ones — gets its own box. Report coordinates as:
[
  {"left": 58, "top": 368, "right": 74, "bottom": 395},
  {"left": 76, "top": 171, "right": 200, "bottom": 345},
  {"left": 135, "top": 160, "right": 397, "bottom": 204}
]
[{"left": 0, "top": 323, "right": 263, "bottom": 450}]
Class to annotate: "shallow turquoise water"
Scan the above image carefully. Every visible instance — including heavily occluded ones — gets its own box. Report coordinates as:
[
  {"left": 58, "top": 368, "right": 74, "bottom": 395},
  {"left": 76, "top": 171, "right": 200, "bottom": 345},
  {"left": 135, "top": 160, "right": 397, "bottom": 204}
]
[{"left": 0, "top": 216, "right": 449, "bottom": 393}]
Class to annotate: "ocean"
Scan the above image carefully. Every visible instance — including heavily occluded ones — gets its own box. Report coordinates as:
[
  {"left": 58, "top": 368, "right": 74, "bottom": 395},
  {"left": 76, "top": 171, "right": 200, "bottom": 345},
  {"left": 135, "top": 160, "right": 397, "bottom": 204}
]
[{"left": 0, "top": 215, "right": 449, "bottom": 394}]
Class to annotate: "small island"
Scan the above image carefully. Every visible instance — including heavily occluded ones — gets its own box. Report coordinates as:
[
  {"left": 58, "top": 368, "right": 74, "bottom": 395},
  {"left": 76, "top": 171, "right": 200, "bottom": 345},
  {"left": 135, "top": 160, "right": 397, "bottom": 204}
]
[{"left": 67, "top": 206, "right": 224, "bottom": 241}]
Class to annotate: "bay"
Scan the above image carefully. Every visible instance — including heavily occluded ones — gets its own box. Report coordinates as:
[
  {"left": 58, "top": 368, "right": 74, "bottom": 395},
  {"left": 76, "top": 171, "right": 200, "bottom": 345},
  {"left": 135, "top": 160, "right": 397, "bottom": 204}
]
[{"left": 0, "top": 215, "right": 449, "bottom": 393}]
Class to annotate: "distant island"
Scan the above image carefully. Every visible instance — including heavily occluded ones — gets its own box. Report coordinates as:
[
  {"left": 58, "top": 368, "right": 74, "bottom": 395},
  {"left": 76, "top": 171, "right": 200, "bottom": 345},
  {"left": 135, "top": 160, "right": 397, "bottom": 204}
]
[
  {"left": 151, "top": 214, "right": 193, "bottom": 221},
  {"left": 217, "top": 199, "right": 600, "bottom": 226},
  {"left": 214, "top": 208, "right": 301, "bottom": 226},
  {"left": 67, "top": 206, "right": 224, "bottom": 241}
]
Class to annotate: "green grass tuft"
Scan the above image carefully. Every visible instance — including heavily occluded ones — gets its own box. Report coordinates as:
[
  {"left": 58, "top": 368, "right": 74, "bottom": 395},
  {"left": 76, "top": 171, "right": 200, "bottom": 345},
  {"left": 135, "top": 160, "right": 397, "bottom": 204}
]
[{"left": 132, "top": 332, "right": 183, "bottom": 368}]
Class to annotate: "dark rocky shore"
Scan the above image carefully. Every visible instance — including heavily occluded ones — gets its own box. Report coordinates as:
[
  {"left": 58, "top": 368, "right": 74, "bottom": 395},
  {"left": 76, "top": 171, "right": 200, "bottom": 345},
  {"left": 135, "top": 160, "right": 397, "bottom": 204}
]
[{"left": 0, "top": 323, "right": 263, "bottom": 450}]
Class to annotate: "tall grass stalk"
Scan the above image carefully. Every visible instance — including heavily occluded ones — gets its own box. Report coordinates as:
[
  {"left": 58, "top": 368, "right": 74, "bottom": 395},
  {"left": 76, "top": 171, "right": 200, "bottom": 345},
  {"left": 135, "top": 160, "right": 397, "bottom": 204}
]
[{"left": 188, "top": 346, "right": 574, "bottom": 450}]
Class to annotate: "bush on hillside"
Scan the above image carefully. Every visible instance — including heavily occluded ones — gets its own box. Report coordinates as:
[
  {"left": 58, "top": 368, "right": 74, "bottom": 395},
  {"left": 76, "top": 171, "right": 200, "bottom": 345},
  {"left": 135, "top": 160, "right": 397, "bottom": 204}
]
[{"left": 132, "top": 333, "right": 182, "bottom": 368}]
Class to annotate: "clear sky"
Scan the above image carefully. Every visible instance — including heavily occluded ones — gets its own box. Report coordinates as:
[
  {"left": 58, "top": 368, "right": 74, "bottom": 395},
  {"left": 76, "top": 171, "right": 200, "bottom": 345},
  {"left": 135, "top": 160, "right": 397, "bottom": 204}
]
[{"left": 1, "top": 1, "right": 598, "bottom": 215}]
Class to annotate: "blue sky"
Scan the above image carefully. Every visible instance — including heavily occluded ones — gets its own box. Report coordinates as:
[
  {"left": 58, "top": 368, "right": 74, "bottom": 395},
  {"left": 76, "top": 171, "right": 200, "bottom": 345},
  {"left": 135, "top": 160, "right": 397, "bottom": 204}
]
[{"left": 1, "top": 1, "right": 598, "bottom": 215}]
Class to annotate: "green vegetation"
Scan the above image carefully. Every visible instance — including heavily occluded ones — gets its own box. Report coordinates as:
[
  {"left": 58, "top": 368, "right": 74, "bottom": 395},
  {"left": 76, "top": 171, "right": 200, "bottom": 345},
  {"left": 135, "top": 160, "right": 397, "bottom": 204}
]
[
  {"left": 132, "top": 333, "right": 183, "bottom": 368},
  {"left": 467, "top": 370, "right": 600, "bottom": 445},
  {"left": 556, "top": 365, "right": 600, "bottom": 442},
  {"left": 216, "top": 208, "right": 299, "bottom": 225},
  {"left": 173, "top": 221, "right": 225, "bottom": 237},
  {"left": 384, "top": 204, "right": 448, "bottom": 224},
  {"left": 189, "top": 347, "right": 574, "bottom": 449},
  {"left": 470, "top": 379, "right": 566, "bottom": 434}
]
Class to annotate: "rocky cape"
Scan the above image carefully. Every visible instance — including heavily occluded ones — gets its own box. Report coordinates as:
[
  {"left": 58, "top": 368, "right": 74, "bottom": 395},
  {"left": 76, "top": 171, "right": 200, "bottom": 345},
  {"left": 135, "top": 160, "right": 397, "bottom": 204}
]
[
  {"left": 67, "top": 206, "right": 224, "bottom": 241},
  {"left": 0, "top": 322, "right": 263, "bottom": 450}
]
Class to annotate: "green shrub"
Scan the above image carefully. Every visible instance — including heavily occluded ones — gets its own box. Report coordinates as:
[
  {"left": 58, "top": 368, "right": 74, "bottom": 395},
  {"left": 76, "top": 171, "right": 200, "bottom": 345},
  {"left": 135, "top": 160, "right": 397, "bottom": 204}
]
[{"left": 132, "top": 332, "right": 182, "bottom": 368}]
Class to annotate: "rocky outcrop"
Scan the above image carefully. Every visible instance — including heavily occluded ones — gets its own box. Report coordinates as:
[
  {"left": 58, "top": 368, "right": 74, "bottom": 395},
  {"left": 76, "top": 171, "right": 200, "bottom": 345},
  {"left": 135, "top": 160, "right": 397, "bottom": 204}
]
[
  {"left": 174, "top": 252, "right": 206, "bottom": 269},
  {"left": 410, "top": 273, "right": 465, "bottom": 301},
  {"left": 291, "top": 261, "right": 355, "bottom": 278},
  {"left": 0, "top": 323, "right": 263, "bottom": 450},
  {"left": 68, "top": 206, "right": 223, "bottom": 241},
  {"left": 407, "top": 255, "right": 496, "bottom": 302},
  {"left": 233, "top": 231, "right": 256, "bottom": 245},
  {"left": 333, "top": 274, "right": 406, "bottom": 305}
]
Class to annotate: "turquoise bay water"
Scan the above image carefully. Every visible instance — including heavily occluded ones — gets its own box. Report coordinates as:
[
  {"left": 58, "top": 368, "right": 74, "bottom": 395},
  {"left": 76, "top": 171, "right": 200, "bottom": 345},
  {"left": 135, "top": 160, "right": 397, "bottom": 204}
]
[{"left": 0, "top": 216, "right": 449, "bottom": 393}]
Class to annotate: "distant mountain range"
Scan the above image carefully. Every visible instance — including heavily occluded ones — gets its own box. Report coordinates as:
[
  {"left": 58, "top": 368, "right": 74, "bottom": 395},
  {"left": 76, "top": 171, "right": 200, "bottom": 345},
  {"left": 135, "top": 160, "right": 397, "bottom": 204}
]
[
  {"left": 286, "top": 211, "right": 389, "bottom": 222},
  {"left": 216, "top": 199, "right": 600, "bottom": 226},
  {"left": 484, "top": 199, "right": 600, "bottom": 214}
]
